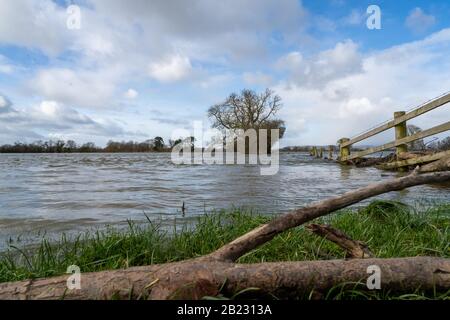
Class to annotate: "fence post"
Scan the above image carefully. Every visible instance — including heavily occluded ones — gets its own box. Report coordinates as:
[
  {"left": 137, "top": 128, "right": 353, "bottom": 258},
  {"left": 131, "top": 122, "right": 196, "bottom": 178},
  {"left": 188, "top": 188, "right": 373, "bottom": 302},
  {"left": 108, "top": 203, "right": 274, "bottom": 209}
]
[
  {"left": 339, "top": 138, "right": 350, "bottom": 160},
  {"left": 394, "top": 111, "right": 408, "bottom": 156}
]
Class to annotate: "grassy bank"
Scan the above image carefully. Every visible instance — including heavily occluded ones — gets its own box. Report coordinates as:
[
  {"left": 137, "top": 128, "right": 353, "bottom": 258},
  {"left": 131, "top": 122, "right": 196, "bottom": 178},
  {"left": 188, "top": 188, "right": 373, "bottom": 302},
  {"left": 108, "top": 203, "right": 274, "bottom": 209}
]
[{"left": 0, "top": 200, "right": 449, "bottom": 299}]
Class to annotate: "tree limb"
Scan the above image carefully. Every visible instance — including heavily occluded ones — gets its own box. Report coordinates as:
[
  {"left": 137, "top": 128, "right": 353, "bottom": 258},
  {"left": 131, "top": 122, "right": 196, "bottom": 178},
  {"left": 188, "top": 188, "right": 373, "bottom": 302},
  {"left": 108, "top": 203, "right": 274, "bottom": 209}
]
[{"left": 306, "top": 224, "right": 374, "bottom": 259}]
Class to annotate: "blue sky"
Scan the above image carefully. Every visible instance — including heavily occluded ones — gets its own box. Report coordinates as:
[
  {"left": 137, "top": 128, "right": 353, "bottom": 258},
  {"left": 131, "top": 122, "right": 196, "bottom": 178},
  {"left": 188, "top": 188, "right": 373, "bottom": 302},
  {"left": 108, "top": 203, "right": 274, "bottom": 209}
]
[{"left": 1, "top": 0, "right": 450, "bottom": 147}]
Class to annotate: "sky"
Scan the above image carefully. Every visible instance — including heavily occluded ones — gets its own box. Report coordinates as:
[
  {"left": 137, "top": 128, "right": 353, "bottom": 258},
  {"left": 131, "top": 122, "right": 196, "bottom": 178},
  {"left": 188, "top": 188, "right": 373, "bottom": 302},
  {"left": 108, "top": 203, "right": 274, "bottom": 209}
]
[{"left": 1, "top": 0, "right": 450, "bottom": 147}]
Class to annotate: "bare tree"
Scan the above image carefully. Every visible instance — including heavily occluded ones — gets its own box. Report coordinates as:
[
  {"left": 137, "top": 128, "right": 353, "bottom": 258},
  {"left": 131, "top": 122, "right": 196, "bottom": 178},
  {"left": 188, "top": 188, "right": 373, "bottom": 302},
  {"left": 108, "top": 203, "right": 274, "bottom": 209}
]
[
  {"left": 407, "top": 124, "right": 425, "bottom": 151},
  {"left": 208, "top": 89, "right": 286, "bottom": 153},
  {"left": 153, "top": 137, "right": 165, "bottom": 151},
  {"left": 438, "top": 136, "right": 450, "bottom": 151},
  {"left": 208, "top": 88, "right": 285, "bottom": 135}
]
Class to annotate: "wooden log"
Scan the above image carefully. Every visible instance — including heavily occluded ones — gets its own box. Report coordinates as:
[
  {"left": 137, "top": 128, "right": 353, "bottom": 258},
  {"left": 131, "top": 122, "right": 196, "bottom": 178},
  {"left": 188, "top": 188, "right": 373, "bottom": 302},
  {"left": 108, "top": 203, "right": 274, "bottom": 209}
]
[
  {"left": 353, "top": 154, "right": 395, "bottom": 168},
  {"left": 377, "top": 150, "right": 450, "bottom": 170},
  {"left": 0, "top": 257, "right": 448, "bottom": 300},
  {"left": 397, "top": 152, "right": 425, "bottom": 161},
  {"left": 418, "top": 156, "right": 450, "bottom": 173},
  {"left": 306, "top": 224, "right": 374, "bottom": 258}
]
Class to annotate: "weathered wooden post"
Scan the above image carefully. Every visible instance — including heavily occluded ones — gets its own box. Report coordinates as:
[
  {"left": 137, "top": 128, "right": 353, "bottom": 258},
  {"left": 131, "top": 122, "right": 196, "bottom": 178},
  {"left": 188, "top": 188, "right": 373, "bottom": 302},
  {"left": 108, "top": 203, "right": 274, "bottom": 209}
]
[
  {"left": 339, "top": 138, "right": 350, "bottom": 161},
  {"left": 319, "top": 147, "right": 323, "bottom": 158},
  {"left": 394, "top": 111, "right": 408, "bottom": 157},
  {"left": 328, "top": 146, "right": 333, "bottom": 160}
]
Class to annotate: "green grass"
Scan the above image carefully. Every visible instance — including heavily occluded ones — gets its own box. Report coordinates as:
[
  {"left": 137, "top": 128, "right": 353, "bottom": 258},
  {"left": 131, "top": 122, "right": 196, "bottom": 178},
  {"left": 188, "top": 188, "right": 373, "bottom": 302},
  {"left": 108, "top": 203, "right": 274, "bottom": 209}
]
[{"left": 0, "top": 200, "right": 449, "bottom": 300}]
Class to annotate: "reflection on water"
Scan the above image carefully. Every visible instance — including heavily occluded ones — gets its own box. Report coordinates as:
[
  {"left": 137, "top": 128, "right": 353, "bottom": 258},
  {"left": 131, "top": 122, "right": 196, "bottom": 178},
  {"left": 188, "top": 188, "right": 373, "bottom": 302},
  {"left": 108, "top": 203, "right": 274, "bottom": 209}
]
[{"left": 0, "top": 152, "right": 449, "bottom": 249}]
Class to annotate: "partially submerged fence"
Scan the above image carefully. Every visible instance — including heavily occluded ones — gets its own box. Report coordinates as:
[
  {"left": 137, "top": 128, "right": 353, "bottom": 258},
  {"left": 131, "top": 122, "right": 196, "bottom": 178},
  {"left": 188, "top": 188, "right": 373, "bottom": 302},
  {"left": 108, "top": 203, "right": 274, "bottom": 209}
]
[{"left": 337, "top": 92, "right": 450, "bottom": 168}]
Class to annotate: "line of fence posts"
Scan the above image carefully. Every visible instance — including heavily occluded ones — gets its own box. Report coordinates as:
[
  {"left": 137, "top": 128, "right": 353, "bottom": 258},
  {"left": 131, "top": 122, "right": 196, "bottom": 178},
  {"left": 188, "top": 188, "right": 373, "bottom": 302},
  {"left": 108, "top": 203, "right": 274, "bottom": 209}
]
[
  {"left": 309, "top": 145, "right": 335, "bottom": 160},
  {"left": 308, "top": 111, "right": 410, "bottom": 164}
]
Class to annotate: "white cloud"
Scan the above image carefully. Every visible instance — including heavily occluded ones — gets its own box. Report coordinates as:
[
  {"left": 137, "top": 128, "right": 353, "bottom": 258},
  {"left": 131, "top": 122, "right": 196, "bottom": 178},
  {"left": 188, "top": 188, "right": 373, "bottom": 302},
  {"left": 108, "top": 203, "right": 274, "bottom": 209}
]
[
  {"left": 0, "top": 95, "right": 15, "bottom": 114},
  {"left": 0, "top": 0, "right": 310, "bottom": 118},
  {"left": 314, "top": 16, "right": 337, "bottom": 32},
  {"left": 405, "top": 8, "right": 436, "bottom": 34},
  {"left": 0, "top": 0, "right": 70, "bottom": 55},
  {"left": 0, "top": 96, "right": 129, "bottom": 144},
  {"left": 39, "top": 100, "right": 60, "bottom": 117},
  {"left": 274, "top": 29, "right": 450, "bottom": 146},
  {"left": 0, "top": 95, "right": 9, "bottom": 108},
  {"left": 0, "top": 55, "right": 13, "bottom": 74},
  {"left": 342, "top": 9, "right": 365, "bottom": 26},
  {"left": 243, "top": 72, "right": 273, "bottom": 87},
  {"left": 0, "top": 65, "right": 13, "bottom": 74},
  {"left": 0, "top": 1, "right": 309, "bottom": 90},
  {"left": 124, "top": 89, "right": 138, "bottom": 99},
  {"left": 148, "top": 54, "right": 193, "bottom": 83},
  {"left": 29, "top": 68, "right": 118, "bottom": 108},
  {"left": 338, "top": 97, "right": 375, "bottom": 118},
  {"left": 276, "top": 40, "right": 362, "bottom": 88},
  {"left": 276, "top": 52, "right": 303, "bottom": 70}
]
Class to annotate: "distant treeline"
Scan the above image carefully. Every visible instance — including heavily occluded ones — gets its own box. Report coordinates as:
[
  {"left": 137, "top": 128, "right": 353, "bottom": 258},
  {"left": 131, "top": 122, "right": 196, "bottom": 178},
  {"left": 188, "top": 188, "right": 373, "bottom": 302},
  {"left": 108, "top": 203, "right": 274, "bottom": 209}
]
[
  {"left": 281, "top": 136, "right": 450, "bottom": 153},
  {"left": 0, "top": 137, "right": 184, "bottom": 153},
  {"left": 2, "top": 136, "right": 449, "bottom": 154}
]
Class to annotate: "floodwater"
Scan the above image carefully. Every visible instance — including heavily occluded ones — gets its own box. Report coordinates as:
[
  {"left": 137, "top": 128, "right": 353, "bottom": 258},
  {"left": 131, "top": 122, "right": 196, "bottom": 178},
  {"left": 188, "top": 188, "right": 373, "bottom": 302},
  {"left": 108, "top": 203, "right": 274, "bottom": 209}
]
[{"left": 0, "top": 152, "right": 449, "bottom": 249}]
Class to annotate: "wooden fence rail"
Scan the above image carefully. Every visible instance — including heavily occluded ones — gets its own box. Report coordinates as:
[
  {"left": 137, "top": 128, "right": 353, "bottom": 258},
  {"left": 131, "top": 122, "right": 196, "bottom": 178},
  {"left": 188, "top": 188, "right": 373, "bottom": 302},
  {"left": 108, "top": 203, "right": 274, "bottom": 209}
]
[
  {"left": 340, "top": 92, "right": 450, "bottom": 149},
  {"left": 336, "top": 92, "right": 450, "bottom": 167},
  {"left": 342, "top": 121, "right": 450, "bottom": 161}
]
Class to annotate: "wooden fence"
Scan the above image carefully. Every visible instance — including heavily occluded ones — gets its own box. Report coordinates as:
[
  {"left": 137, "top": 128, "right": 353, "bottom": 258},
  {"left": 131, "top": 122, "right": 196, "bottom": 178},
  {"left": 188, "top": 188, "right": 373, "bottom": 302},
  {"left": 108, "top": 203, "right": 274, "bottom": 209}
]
[{"left": 336, "top": 92, "right": 450, "bottom": 168}]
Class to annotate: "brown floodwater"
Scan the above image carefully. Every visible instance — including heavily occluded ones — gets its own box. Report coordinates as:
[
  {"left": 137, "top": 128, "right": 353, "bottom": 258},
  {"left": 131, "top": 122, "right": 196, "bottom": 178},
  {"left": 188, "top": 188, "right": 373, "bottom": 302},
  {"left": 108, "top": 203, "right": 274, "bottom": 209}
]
[{"left": 0, "top": 152, "right": 449, "bottom": 249}]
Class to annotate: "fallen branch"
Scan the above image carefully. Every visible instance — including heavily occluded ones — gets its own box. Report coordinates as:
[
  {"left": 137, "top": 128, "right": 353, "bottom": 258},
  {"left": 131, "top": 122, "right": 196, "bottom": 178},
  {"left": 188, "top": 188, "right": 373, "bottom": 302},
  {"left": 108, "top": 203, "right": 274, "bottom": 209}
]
[
  {"left": 419, "top": 156, "right": 450, "bottom": 173},
  {"left": 306, "top": 224, "right": 374, "bottom": 259},
  {"left": 0, "top": 257, "right": 448, "bottom": 300}
]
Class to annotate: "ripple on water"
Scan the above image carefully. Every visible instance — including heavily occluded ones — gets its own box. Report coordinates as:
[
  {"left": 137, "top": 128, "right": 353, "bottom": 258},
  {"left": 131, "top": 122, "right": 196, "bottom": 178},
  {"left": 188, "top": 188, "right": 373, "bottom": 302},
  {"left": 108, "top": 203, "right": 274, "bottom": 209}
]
[{"left": 0, "top": 152, "right": 449, "bottom": 250}]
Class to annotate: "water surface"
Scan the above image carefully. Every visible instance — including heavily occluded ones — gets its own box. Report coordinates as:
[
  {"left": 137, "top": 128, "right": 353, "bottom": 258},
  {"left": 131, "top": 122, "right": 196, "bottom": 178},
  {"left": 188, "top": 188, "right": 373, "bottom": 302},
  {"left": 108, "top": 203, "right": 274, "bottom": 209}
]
[{"left": 0, "top": 153, "right": 449, "bottom": 249}]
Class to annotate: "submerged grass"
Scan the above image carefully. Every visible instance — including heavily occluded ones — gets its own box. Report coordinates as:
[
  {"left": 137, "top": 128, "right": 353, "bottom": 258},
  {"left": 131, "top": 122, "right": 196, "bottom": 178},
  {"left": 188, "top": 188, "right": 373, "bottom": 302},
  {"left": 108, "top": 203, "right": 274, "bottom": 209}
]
[{"left": 0, "top": 200, "right": 449, "bottom": 300}]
